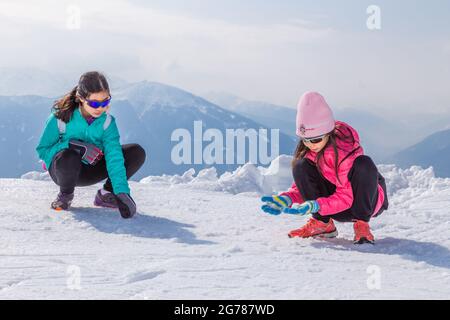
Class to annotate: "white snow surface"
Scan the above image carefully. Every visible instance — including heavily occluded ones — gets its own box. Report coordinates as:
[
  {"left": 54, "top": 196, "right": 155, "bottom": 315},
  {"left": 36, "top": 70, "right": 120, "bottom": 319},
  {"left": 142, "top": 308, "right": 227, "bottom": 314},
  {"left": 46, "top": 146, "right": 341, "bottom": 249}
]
[{"left": 3, "top": 156, "right": 450, "bottom": 299}]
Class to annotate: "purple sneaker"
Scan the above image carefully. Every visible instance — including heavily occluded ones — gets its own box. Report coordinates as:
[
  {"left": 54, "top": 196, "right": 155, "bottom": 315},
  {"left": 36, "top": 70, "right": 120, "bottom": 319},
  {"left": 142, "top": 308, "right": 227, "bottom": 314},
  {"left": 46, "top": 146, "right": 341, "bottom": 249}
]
[
  {"left": 51, "top": 192, "right": 74, "bottom": 211},
  {"left": 94, "top": 189, "right": 118, "bottom": 209}
]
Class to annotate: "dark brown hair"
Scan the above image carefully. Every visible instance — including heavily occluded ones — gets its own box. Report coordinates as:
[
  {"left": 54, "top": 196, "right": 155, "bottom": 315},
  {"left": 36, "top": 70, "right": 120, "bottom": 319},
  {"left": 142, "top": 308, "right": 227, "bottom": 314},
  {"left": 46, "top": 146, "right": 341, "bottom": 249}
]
[
  {"left": 52, "top": 71, "right": 110, "bottom": 123},
  {"left": 291, "top": 123, "right": 359, "bottom": 184}
]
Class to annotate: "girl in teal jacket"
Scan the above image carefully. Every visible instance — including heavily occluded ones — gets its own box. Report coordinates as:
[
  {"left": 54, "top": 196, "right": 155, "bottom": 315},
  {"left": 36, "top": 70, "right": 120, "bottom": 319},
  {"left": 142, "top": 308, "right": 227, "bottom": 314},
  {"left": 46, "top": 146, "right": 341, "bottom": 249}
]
[{"left": 36, "top": 71, "right": 146, "bottom": 218}]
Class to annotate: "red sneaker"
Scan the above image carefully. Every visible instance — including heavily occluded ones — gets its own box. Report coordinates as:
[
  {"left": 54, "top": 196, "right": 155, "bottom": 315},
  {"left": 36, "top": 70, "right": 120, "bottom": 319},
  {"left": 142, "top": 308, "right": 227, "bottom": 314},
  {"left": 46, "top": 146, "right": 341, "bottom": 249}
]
[
  {"left": 353, "top": 220, "right": 375, "bottom": 244},
  {"left": 288, "top": 218, "right": 338, "bottom": 238}
]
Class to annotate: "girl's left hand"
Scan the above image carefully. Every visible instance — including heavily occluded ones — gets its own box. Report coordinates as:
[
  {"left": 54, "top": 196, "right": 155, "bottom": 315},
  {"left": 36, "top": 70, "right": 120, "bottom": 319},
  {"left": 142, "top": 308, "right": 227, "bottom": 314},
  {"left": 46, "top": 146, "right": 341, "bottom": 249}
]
[
  {"left": 115, "top": 193, "right": 137, "bottom": 218},
  {"left": 283, "top": 200, "right": 320, "bottom": 215}
]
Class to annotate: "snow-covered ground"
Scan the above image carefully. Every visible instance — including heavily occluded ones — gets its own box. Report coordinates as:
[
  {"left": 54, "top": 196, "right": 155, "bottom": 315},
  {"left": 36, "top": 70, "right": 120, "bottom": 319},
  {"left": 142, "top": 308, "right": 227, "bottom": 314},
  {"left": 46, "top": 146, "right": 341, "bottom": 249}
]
[{"left": 1, "top": 157, "right": 450, "bottom": 299}]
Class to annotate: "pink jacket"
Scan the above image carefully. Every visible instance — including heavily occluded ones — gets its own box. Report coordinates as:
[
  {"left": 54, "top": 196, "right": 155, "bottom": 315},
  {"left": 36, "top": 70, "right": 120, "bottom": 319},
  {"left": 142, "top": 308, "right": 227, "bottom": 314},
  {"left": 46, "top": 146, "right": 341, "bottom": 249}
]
[{"left": 280, "top": 121, "right": 385, "bottom": 217}]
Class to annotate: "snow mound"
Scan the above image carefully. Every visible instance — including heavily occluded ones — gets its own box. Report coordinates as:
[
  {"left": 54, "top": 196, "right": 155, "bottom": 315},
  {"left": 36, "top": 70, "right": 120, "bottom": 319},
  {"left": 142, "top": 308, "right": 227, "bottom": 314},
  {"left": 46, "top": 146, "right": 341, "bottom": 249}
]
[
  {"left": 22, "top": 156, "right": 450, "bottom": 198},
  {"left": 20, "top": 171, "right": 51, "bottom": 181},
  {"left": 140, "top": 155, "right": 294, "bottom": 195},
  {"left": 140, "top": 156, "right": 450, "bottom": 197},
  {"left": 378, "top": 164, "right": 450, "bottom": 196}
]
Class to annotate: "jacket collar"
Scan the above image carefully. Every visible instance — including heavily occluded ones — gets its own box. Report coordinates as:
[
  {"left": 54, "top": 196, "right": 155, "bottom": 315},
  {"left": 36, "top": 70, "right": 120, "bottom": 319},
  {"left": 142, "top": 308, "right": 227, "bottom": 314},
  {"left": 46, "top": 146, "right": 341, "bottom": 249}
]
[{"left": 75, "top": 106, "right": 107, "bottom": 124}]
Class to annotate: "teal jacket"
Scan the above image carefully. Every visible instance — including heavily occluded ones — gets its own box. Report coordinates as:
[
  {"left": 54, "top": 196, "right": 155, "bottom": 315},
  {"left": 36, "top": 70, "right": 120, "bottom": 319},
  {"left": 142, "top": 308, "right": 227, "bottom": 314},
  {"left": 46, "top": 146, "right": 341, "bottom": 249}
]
[{"left": 36, "top": 107, "right": 130, "bottom": 194}]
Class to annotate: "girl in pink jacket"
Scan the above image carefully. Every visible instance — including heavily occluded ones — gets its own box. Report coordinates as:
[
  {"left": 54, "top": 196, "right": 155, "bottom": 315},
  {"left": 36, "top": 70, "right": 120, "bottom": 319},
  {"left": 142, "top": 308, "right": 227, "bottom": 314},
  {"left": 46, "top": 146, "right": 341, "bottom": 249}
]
[{"left": 261, "top": 92, "right": 388, "bottom": 244}]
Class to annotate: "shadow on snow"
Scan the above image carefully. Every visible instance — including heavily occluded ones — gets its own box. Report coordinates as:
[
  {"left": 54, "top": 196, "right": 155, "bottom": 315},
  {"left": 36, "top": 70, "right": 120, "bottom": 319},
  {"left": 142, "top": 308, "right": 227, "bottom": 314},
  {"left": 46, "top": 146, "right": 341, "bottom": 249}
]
[
  {"left": 69, "top": 206, "right": 215, "bottom": 246},
  {"left": 310, "top": 237, "right": 450, "bottom": 269}
]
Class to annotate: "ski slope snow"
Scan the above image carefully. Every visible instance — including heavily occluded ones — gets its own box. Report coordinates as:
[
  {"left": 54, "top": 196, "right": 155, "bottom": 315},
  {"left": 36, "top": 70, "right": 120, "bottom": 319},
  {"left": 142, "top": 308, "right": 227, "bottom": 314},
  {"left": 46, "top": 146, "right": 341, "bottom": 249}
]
[{"left": 1, "top": 157, "right": 449, "bottom": 299}]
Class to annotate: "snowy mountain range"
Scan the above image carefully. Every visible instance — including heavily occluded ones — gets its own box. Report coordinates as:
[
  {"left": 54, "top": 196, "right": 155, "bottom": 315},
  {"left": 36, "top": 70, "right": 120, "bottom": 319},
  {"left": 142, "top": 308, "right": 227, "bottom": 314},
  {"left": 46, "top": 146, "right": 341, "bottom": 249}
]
[
  {"left": 203, "top": 91, "right": 297, "bottom": 137},
  {"left": 113, "top": 81, "right": 297, "bottom": 177},
  {"left": 0, "top": 68, "right": 449, "bottom": 178},
  {"left": 0, "top": 95, "right": 54, "bottom": 176},
  {"left": 0, "top": 81, "right": 296, "bottom": 178},
  {"left": 388, "top": 128, "right": 450, "bottom": 177}
]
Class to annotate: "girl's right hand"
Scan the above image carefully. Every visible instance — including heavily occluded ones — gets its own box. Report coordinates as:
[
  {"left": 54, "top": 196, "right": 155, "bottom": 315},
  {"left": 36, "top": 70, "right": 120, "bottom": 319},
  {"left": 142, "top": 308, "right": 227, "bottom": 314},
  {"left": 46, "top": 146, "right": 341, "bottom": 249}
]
[
  {"left": 260, "top": 195, "right": 292, "bottom": 215},
  {"left": 69, "top": 139, "right": 104, "bottom": 165}
]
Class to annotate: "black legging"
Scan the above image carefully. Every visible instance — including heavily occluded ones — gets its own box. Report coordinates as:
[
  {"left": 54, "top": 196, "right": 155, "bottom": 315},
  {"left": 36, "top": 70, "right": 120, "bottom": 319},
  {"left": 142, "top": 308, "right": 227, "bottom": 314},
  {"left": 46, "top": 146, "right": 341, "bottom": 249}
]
[
  {"left": 292, "top": 155, "right": 388, "bottom": 223},
  {"left": 48, "top": 144, "right": 146, "bottom": 194}
]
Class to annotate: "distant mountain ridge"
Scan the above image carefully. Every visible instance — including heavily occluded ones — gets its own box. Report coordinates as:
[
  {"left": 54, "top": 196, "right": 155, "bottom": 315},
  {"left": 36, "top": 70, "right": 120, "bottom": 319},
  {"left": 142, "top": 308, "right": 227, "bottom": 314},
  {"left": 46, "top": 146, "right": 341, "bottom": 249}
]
[
  {"left": 1, "top": 69, "right": 449, "bottom": 178},
  {"left": 204, "top": 91, "right": 450, "bottom": 169},
  {"left": 0, "top": 81, "right": 296, "bottom": 178},
  {"left": 112, "top": 81, "right": 297, "bottom": 177},
  {"left": 387, "top": 128, "right": 450, "bottom": 178}
]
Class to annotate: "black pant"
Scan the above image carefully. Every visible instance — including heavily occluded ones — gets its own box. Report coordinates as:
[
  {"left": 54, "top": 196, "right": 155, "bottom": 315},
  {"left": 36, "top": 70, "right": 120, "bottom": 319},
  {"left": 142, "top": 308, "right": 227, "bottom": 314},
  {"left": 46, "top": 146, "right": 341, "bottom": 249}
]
[
  {"left": 49, "top": 144, "right": 146, "bottom": 194},
  {"left": 292, "top": 155, "right": 388, "bottom": 223}
]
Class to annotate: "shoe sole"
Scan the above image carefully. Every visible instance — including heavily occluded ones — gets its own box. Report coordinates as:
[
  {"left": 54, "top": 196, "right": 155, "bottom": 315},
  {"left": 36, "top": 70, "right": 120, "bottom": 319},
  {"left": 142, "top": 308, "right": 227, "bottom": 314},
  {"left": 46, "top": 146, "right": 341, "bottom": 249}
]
[
  {"left": 51, "top": 202, "right": 71, "bottom": 211},
  {"left": 52, "top": 206, "right": 70, "bottom": 211},
  {"left": 313, "top": 229, "right": 338, "bottom": 239},
  {"left": 354, "top": 237, "right": 375, "bottom": 245},
  {"left": 288, "top": 229, "right": 338, "bottom": 239},
  {"left": 93, "top": 199, "right": 118, "bottom": 209}
]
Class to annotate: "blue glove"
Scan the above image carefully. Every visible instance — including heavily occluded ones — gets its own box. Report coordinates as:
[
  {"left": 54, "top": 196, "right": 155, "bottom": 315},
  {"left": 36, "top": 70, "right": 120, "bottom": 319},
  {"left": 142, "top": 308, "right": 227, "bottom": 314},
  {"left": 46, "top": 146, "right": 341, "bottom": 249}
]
[
  {"left": 283, "top": 200, "right": 320, "bottom": 215},
  {"left": 261, "top": 195, "right": 292, "bottom": 215}
]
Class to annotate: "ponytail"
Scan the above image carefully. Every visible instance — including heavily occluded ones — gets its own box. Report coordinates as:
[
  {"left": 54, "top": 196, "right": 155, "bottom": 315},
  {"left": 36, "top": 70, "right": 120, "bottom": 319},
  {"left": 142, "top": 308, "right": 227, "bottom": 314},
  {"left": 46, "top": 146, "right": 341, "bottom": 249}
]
[{"left": 52, "top": 86, "right": 80, "bottom": 123}]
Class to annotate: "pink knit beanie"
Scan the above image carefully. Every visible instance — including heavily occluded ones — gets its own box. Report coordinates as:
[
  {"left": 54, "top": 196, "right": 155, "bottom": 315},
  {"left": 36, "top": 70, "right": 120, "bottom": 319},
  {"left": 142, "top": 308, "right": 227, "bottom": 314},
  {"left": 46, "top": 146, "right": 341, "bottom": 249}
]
[{"left": 296, "top": 91, "right": 335, "bottom": 138}]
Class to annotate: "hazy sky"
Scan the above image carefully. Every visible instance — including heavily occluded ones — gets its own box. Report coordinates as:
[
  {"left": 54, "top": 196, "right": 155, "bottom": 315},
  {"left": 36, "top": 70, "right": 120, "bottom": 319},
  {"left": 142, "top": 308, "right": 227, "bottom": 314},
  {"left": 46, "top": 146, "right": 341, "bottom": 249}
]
[{"left": 0, "top": 0, "right": 449, "bottom": 113}]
